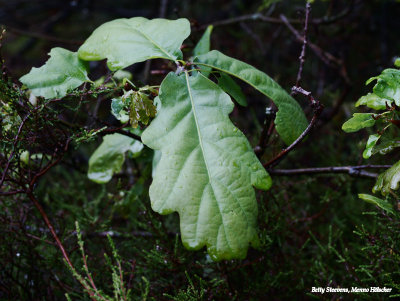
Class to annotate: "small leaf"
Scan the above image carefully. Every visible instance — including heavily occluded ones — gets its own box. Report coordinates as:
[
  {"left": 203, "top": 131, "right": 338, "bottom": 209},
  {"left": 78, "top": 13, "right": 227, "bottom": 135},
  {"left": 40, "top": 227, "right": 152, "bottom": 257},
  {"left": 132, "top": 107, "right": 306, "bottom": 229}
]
[
  {"left": 372, "top": 139, "right": 400, "bottom": 156},
  {"left": 373, "top": 160, "right": 400, "bottom": 196},
  {"left": 358, "top": 193, "right": 395, "bottom": 215},
  {"left": 78, "top": 17, "right": 190, "bottom": 71},
  {"left": 395, "top": 58, "right": 400, "bottom": 68},
  {"left": 113, "top": 70, "right": 133, "bottom": 81},
  {"left": 193, "top": 25, "right": 213, "bottom": 77},
  {"left": 342, "top": 113, "right": 375, "bottom": 133},
  {"left": 366, "top": 68, "right": 400, "bottom": 106},
  {"left": 127, "top": 92, "right": 157, "bottom": 128},
  {"left": 193, "top": 25, "right": 213, "bottom": 57},
  {"left": 111, "top": 98, "right": 129, "bottom": 123},
  {"left": 195, "top": 50, "right": 308, "bottom": 145},
  {"left": 355, "top": 93, "right": 391, "bottom": 110},
  {"left": 363, "top": 134, "right": 380, "bottom": 159},
  {"left": 141, "top": 72, "right": 271, "bottom": 261},
  {"left": 217, "top": 73, "right": 247, "bottom": 107},
  {"left": 20, "top": 48, "right": 90, "bottom": 99},
  {"left": 88, "top": 133, "right": 143, "bottom": 183}
]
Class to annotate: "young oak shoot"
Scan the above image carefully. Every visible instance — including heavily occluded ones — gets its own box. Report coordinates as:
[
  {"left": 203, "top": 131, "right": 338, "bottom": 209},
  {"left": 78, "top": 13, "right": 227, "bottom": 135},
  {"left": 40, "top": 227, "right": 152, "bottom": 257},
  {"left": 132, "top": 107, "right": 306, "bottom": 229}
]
[{"left": 19, "top": 17, "right": 308, "bottom": 260}]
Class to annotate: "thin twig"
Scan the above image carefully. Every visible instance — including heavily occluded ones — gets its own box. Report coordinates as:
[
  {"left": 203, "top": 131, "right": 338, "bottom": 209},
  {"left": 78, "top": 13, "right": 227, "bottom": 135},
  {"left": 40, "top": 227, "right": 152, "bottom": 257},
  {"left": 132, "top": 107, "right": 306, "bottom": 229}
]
[
  {"left": 26, "top": 191, "right": 98, "bottom": 300},
  {"left": 0, "top": 113, "right": 30, "bottom": 188},
  {"left": 100, "top": 126, "right": 142, "bottom": 142},
  {"left": 264, "top": 87, "right": 323, "bottom": 168},
  {"left": 295, "top": 2, "right": 311, "bottom": 87},
  {"left": 255, "top": 107, "right": 276, "bottom": 157},
  {"left": 26, "top": 192, "right": 74, "bottom": 270},
  {"left": 199, "top": 2, "right": 354, "bottom": 30},
  {"left": 268, "top": 165, "right": 391, "bottom": 178},
  {"left": 280, "top": 14, "right": 350, "bottom": 84}
]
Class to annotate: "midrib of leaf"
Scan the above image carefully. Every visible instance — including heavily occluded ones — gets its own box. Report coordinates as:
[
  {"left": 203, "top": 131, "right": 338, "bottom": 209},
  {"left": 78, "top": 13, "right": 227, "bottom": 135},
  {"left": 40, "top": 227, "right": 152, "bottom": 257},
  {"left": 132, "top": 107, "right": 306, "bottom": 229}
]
[
  {"left": 133, "top": 24, "right": 176, "bottom": 61},
  {"left": 185, "top": 72, "right": 250, "bottom": 252},
  {"left": 54, "top": 50, "right": 88, "bottom": 81}
]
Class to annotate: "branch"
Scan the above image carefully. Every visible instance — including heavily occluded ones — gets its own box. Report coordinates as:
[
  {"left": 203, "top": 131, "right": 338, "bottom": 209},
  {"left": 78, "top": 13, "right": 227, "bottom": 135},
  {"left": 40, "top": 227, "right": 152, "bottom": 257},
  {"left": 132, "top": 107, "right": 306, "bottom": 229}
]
[
  {"left": 26, "top": 191, "right": 100, "bottom": 300},
  {"left": 100, "top": 126, "right": 142, "bottom": 142},
  {"left": 0, "top": 113, "right": 30, "bottom": 188},
  {"left": 268, "top": 165, "right": 391, "bottom": 178},
  {"left": 264, "top": 87, "right": 323, "bottom": 168},
  {"left": 26, "top": 191, "right": 75, "bottom": 270},
  {"left": 280, "top": 14, "right": 350, "bottom": 84},
  {"left": 295, "top": 2, "right": 311, "bottom": 87},
  {"left": 199, "top": 1, "right": 355, "bottom": 30}
]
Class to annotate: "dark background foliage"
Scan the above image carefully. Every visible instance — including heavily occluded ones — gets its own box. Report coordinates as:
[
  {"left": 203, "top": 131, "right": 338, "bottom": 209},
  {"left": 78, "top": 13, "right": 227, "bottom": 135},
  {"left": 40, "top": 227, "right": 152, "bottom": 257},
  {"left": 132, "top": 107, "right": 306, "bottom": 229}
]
[{"left": 1, "top": 0, "right": 400, "bottom": 300}]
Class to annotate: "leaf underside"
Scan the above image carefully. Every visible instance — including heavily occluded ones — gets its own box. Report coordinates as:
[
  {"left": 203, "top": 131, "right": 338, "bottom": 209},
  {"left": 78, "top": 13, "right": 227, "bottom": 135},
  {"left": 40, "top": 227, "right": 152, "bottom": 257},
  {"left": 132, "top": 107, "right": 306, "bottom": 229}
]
[
  {"left": 78, "top": 17, "right": 190, "bottom": 70},
  {"left": 358, "top": 194, "right": 395, "bottom": 215},
  {"left": 373, "top": 160, "right": 400, "bottom": 196},
  {"left": 195, "top": 50, "right": 308, "bottom": 145},
  {"left": 88, "top": 133, "right": 143, "bottom": 184},
  {"left": 218, "top": 73, "right": 247, "bottom": 107},
  {"left": 141, "top": 72, "right": 271, "bottom": 261},
  {"left": 20, "top": 48, "right": 89, "bottom": 99}
]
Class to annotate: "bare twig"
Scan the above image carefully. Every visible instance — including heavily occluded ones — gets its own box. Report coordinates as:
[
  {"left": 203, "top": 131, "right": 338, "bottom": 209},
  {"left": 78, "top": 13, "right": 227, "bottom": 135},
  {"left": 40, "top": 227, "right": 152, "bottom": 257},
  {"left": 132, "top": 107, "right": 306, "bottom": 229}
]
[
  {"left": 0, "top": 113, "right": 30, "bottom": 188},
  {"left": 295, "top": 2, "right": 311, "bottom": 87},
  {"left": 199, "top": 1, "right": 355, "bottom": 30},
  {"left": 268, "top": 165, "right": 391, "bottom": 178},
  {"left": 99, "top": 125, "right": 142, "bottom": 142},
  {"left": 264, "top": 87, "right": 323, "bottom": 168},
  {"left": 26, "top": 191, "right": 74, "bottom": 270},
  {"left": 159, "top": 0, "right": 168, "bottom": 18},
  {"left": 280, "top": 14, "right": 350, "bottom": 84},
  {"left": 255, "top": 107, "right": 276, "bottom": 157}
]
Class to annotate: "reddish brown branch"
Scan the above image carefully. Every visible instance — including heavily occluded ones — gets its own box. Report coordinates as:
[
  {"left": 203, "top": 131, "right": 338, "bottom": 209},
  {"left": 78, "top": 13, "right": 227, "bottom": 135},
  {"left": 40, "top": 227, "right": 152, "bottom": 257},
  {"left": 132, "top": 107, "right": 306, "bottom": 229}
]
[
  {"left": 26, "top": 191, "right": 74, "bottom": 270},
  {"left": 264, "top": 87, "right": 323, "bottom": 168}
]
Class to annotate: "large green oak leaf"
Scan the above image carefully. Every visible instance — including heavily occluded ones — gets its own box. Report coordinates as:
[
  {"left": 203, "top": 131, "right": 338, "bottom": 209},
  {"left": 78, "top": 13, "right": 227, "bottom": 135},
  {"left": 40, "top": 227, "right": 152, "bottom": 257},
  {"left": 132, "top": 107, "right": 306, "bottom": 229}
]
[
  {"left": 141, "top": 72, "right": 271, "bottom": 261},
  {"left": 195, "top": 50, "right": 308, "bottom": 145},
  {"left": 78, "top": 17, "right": 190, "bottom": 71},
  {"left": 20, "top": 48, "right": 90, "bottom": 99}
]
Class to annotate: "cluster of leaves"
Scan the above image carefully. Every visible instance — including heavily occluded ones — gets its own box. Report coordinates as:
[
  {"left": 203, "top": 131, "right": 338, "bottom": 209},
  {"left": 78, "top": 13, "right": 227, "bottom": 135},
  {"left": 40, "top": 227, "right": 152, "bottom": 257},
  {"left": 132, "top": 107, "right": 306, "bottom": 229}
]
[
  {"left": 18, "top": 16, "right": 309, "bottom": 261},
  {"left": 343, "top": 62, "right": 400, "bottom": 215}
]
